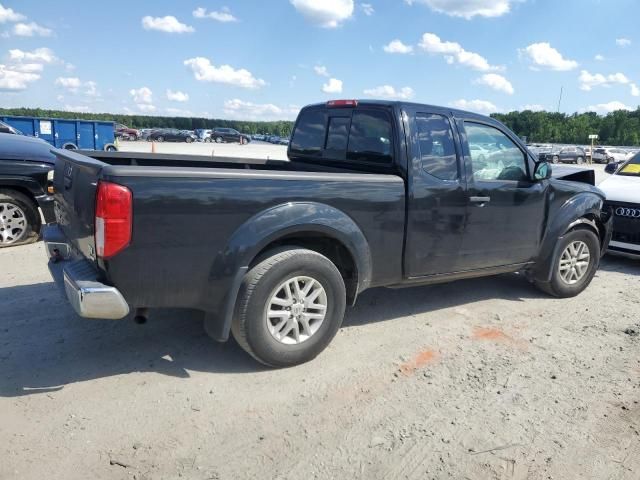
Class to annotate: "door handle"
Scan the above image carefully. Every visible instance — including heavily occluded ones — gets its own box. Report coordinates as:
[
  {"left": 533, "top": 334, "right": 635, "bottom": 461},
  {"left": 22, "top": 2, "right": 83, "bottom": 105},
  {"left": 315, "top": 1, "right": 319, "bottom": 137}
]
[{"left": 470, "top": 196, "right": 491, "bottom": 203}]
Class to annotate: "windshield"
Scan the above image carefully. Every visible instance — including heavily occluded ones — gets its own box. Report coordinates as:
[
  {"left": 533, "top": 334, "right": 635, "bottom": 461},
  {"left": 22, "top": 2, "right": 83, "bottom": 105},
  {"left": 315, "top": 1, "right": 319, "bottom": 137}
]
[{"left": 616, "top": 154, "right": 640, "bottom": 176}]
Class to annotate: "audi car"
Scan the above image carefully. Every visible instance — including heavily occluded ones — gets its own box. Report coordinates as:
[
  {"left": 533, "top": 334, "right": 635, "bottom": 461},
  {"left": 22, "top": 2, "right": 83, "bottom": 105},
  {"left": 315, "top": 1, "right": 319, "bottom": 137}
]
[{"left": 599, "top": 153, "right": 640, "bottom": 257}]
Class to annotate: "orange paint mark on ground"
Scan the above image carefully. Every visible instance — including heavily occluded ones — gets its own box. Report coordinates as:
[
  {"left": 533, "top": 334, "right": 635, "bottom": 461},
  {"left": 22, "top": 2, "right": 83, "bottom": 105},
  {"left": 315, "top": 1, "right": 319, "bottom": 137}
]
[
  {"left": 399, "top": 349, "right": 438, "bottom": 375},
  {"left": 473, "top": 327, "right": 511, "bottom": 341}
]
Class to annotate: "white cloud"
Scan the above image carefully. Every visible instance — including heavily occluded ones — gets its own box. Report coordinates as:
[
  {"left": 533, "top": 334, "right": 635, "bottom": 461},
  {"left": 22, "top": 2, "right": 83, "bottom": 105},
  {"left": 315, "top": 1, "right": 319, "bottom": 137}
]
[
  {"left": 615, "top": 38, "right": 631, "bottom": 47},
  {"left": 361, "top": 3, "right": 374, "bottom": 15},
  {"left": 11, "top": 63, "right": 43, "bottom": 73},
  {"left": 0, "top": 64, "right": 40, "bottom": 90},
  {"left": 9, "top": 48, "right": 57, "bottom": 64},
  {"left": 314, "top": 65, "right": 330, "bottom": 77},
  {"left": 631, "top": 83, "right": 640, "bottom": 97},
  {"left": 578, "top": 69, "right": 630, "bottom": 91},
  {"left": 55, "top": 76, "right": 82, "bottom": 91},
  {"left": 363, "top": 85, "right": 415, "bottom": 99},
  {"left": 130, "top": 86, "right": 153, "bottom": 104},
  {"left": 0, "top": 3, "right": 25, "bottom": 23},
  {"left": 56, "top": 76, "right": 99, "bottom": 96},
  {"left": 223, "top": 98, "right": 300, "bottom": 121},
  {"left": 594, "top": 54, "right": 604, "bottom": 61},
  {"left": 474, "top": 73, "right": 514, "bottom": 94},
  {"left": 383, "top": 39, "right": 413, "bottom": 54},
  {"left": 450, "top": 98, "right": 498, "bottom": 114},
  {"left": 137, "top": 104, "right": 157, "bottom": 112},
  {"left": 141, "top": 16, "right": 194, "bottom": 33},
  {"left": 584, "top": 101, "right": 632, "bottom": 114},
  {"left": 192, "top": 7, "right": 238, "bottom": 22},
  {"left": 521, "top": 104, "right": 545, "bottom": 112},
  {"left": 12, "top": 21, "right": 52, "bottom": 37},
  {"left": 322, "top": 77, "right": 343, "bottom": 93},
  {"left": 519, "top": 42, "right": 578, "bottom": 71},
  {"left": 166, "top": 89, "right": 189, "bottom": 102},
  {"left": 419, "top": 33, "right": 500, "bottom": 71},
  {"left": 290, "top": 0, "right": 354, "bottom": 28},
  {"left": 184, "top": 57, "right": 266, "bottom": 89},
  {"left": 406, "top": 0, "right": 515, "bottom": 19}
]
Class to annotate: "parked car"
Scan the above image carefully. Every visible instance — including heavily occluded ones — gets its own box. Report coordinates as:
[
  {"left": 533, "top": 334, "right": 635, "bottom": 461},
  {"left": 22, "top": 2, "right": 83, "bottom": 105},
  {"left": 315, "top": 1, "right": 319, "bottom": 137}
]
[
  {"left": 139, "top": 129, "right": 156, "bottom": 141},
  {"left": 278, "top": 137, "right": 290, "bottom": 145},
  {"left": 211, "top": 128, "right": 250, "bottom": 144},
  {"left": 268, "top": 135, "right": 281, "bottom": 144},
  {"left": 147, "top": 129, "right": 197, "bottom": 143},
  {"left": 599, "top": 153, "right": 640, "bottom": 257},
  {"left": 602, "top": 147, "right": 632, "bottom": 163},
  {"left": 115, "top": 123, "right": 140, "bottom": 141},
  {"left": 539, "top": 146, "right": 587, "bottom": 164},
  {"left": 45, "top": 99, "right": 611, "bottom": 367},
  {"left": 590, "top": 147, "right": 609, "bottom": 164},
  {"left": 0, "top": 133, "right": 56, "bottom": 247},
  {"left": 195, "top": 129, "right": 213, "bottom": 142}
]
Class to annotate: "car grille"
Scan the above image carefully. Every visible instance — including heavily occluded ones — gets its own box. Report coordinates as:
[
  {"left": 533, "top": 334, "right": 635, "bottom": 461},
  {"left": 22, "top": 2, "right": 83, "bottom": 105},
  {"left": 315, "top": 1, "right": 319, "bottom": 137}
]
[{"left": 605, "top": 201, "right": 640, "bottom": 246}]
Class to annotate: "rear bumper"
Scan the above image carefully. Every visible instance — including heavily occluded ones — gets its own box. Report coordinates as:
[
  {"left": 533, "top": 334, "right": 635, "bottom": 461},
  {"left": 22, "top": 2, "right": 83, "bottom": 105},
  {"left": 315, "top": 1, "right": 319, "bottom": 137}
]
[{"left": 44, "top": 225, "right": 130, "bottom": 319}]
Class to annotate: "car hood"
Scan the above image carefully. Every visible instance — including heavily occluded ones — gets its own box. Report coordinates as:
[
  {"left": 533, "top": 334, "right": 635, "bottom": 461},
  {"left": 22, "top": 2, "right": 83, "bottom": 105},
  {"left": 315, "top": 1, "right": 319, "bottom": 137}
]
[
  {"left": 598, "top": 174, "right": 640, "bottom": 204},
  {"left": 0, "top": 132, "right": 56, "bottom": 164}
]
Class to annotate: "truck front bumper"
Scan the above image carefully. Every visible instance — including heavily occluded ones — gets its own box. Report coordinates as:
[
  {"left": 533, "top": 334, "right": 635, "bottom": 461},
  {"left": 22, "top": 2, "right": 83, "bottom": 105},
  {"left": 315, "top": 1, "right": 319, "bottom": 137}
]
[{"left": 44, "top": 226, "right": 130, "bottom": 320}]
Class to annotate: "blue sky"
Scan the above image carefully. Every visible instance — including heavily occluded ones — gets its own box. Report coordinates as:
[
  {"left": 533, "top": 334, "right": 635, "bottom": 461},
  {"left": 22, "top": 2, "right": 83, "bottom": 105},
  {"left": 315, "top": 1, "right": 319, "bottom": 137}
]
[{"left": 1, "top": 0, "right": 639, "bottom": 120}]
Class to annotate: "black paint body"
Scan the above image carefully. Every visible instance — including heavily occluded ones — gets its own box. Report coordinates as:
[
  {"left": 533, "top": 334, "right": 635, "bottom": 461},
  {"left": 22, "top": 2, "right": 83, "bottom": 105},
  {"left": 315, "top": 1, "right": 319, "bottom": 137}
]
[{"left": 50, "top": 101, "right": 612, "bottom": 341}]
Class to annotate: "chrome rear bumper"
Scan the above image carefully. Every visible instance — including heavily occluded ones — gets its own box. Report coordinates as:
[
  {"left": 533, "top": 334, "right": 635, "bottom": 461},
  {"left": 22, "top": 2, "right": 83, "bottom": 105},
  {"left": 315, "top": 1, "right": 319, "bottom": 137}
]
[{"left": 44, "top": 226, "right": 130, "bottom": 320}]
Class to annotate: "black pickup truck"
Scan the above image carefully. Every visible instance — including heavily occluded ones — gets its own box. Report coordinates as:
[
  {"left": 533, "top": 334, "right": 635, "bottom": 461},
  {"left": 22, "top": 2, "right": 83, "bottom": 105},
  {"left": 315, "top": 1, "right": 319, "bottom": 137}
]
[
  {"left": 0, "top": 133, "right": 56, "bottom": 247},
  {"left": 45, "top": 100, "right": 612, "bottom": 367}
]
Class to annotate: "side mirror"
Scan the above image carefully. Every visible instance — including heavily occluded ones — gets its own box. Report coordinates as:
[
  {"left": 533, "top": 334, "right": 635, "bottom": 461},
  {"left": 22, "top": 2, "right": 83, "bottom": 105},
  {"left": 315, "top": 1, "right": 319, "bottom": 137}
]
[
  {"left": 604, "top": 162, "right": 618, "bottom": 174},
  {"left": 534, "top": 161, "right": 552, "bottom": 181}
]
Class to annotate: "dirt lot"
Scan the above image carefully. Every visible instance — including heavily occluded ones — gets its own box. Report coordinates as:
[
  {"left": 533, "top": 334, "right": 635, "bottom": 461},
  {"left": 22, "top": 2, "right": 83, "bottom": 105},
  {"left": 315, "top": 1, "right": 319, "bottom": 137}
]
[{"left": 1, "top": 236, "right": 639, "bottom": 479}]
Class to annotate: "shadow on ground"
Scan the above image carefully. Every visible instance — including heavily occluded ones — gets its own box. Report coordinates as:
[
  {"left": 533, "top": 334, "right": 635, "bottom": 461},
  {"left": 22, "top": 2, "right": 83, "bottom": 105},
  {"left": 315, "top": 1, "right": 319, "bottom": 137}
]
[{"left": 2, "top": 257, "right": 631, "bottom": 397}]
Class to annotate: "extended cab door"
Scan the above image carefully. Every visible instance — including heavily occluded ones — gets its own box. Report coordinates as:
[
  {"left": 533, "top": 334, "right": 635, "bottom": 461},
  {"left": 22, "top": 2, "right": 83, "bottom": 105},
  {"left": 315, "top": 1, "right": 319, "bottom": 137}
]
[
  {"left": 458, "top": 119, "right": 547, "bottom": 269},
  {"left": 404, "top": 107, "right": 469, "bottom": 276}
]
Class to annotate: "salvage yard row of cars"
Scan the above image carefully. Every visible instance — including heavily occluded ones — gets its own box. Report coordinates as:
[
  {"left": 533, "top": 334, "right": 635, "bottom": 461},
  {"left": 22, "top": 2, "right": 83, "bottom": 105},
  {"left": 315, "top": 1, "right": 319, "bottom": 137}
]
[
  {"left": 1, "top": 99, "right": 638, "bottom": 367},
  {"left": 528, "top": 144, "right": 638, "bottom": 164},
  {"left": 115, "top": 124, "right": 277, "bottom": 144}
]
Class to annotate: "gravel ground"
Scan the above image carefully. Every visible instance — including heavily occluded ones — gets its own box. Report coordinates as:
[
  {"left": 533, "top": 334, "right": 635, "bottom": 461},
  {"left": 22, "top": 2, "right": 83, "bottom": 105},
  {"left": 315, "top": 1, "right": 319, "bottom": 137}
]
[{"left": 1, "top": 160, "right": 637, "bottom": 480}]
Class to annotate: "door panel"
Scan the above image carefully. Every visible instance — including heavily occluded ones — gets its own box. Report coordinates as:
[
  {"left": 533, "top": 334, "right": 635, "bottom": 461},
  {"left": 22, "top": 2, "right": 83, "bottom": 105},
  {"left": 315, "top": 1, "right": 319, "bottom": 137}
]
[
  {"left": 461, "top": 121, "right": 547, "bottom": 269},
  {"left": 405, "top": 109, "right": 468, "bottom": 277}
]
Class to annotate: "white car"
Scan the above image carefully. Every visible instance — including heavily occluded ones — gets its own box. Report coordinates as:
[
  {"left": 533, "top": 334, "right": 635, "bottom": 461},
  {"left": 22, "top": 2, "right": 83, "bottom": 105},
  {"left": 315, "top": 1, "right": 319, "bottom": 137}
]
[
  {"left": 599, "top": 154, "right": 640, "bottom": 257},
  {"left": 602, "top": 147, "right": 632, "bottom": 163}
]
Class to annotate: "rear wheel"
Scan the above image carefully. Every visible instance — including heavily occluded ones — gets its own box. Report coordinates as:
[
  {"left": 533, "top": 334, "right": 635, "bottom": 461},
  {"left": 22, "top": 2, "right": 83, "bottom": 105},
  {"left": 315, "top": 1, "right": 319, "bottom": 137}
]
[
  {"left": 576, "top": 156, "right": 584, "bottom": 164},
  {"left": 552, "top": 155, "right": 559, "bottom": 164},
  {"left": 535, "top": 228, "right": 600, "bottom": 298},
  {"left": 231, "top": 248, "right": 346, "bottom": 367},
  {"left": 215, "top": 136, "right": 223, "bottom": 143},
  {"left": 0, "top": 190, "right": 40, "bottom": 247},
  {"left": 156, "top": 136, "right": 164, "bottom": 142},
  {"left": 185, "top": 136, "right": 193, "bottom": 143}
]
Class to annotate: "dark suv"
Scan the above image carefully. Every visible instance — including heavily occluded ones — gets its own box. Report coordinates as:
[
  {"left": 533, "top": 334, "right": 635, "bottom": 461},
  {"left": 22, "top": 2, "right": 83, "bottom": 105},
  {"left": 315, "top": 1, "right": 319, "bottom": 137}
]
[
  {"left": 540, "top": 146, "right": 586, "bottom": 164},
  {"left": 148, "top": 129, "right": 197, "bottom": 143},
  {"left": 211, "top": 128, "right": 250, "bottom": 144}
]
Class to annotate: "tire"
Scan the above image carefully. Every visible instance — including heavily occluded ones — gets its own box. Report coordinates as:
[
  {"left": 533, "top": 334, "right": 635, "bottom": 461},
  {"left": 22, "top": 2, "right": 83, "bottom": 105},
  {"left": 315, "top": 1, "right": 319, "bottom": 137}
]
[
  {"left": 534, "top": 228, "right": 600, "bottom": 298},
  {"left": 215, "top": 136, "right": 223, "bottom": 144},
  {"left": 231, "top": 248, "right": 346, "bottom": 367},
  {"left": 156, "top": 136, "right": 164, "bottom": 143},
  {"left": 129, "top": 135, "right": 137, "bottom": 142},
  {"left": 185, "top": 136, "right": 193, "bottom": 143},
  {"left": 0, "top": 190, "right": 41, "bottom": 248},
  {"left": 63, "top": 143, "right": 78, "bottom": 150},
  {"left": 240, "top": 137, "right": 247, "bottom": 145},
  {"left": 576, "top": 156, "right": 584, "bottom": 165},
  {"left": 104, "top": 144, "right": 117, "bottom": 152},
  {"left": 552, "top": 155, "right": 559, "bottom": 164},
  {"left": 204, "top": 137, "right": 211, "bottom": 143}
]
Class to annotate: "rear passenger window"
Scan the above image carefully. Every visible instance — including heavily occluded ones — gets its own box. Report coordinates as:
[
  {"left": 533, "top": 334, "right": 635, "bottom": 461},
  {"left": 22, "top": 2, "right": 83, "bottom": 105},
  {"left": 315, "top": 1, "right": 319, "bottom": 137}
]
[
  {"left": 347, "top": 110, "right": 393, "bottom": 164},
  {"left": 326, "top": 116, "right": 350, "bottom": 151},
  {"left": 290, "top": 109, "right": 327, "bottom": 155},
  {"left": 416, "top": 114, "right": 458, "bottom": 181}
]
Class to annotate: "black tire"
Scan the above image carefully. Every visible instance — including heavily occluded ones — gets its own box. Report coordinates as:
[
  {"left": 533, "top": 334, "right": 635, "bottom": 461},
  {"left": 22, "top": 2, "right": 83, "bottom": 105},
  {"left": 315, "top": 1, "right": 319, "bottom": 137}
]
[
  {"left": 576, "top": 156, "right": 584, "bottom": 165},
  {"left": 534, "top": 228, "right": 600, "bottom": 298},
  {"left": 63, "top": 143, "right": 77, "bottom": 150},
  {"left": 552, "top": 155, "right": 559, "bottom": 164},
  {"left": 231, "top": 248, "right": 346, "bottom": 367},
  {"left": 185, "top": 136, "right": 193, "bottom": 143},
  {"left": 204, "top": 137, "right": 211, "bottom": 143},
  {"left": 0, "top": 189, "right": 41, "bottom": 248},
  {"left": 156, "top": 136, "right": 164, "bottom": 143},
  {"left": 215, "top": 136, "right": 223, "bottom": 143}
]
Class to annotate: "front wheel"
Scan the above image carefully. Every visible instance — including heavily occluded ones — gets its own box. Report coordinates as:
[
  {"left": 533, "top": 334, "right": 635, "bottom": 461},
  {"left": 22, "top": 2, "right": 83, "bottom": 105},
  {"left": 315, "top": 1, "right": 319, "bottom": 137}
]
[
  {"left": 552, "top": 155, "right": 559, "bottom": 164},
  {"left": 185, "top": 136, "right": 193, "bottom": 143},
  {"left": 576, "top": 156, "right": 584, "bottom": 165},
  {"left": 0, "top": 190, "right": 40, "bottom": 247},
  {"left": 231, "top": 248, "right": 346, "bottom": 367},
  {"left": 215, "top": 136, "right": 223, "bottom": 143},
  {"left": 156, "top": 136, "right": 164, "bottom": 143},
  {"left": 535, "top": 228, "right": 600, "bottom": 298}
]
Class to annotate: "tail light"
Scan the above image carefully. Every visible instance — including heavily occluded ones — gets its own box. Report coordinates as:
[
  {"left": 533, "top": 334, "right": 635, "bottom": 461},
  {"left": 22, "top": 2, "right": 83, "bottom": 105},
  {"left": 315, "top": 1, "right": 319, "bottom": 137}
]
[
  {"left": 95, "top": 181, "right": 132, "bottom": 259},
  {"left": 327, "top": 99, "right": 358, "bottom": 108}
]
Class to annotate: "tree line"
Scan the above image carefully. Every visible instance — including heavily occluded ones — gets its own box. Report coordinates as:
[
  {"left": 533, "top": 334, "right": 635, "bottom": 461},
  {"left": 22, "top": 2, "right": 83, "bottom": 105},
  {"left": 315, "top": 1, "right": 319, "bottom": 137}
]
[
  {"left": 0, "top": 107, "right": 295, "bottom": 137},
  {"left": 491, "top": 108, "right": 640, "bottom": 146}
]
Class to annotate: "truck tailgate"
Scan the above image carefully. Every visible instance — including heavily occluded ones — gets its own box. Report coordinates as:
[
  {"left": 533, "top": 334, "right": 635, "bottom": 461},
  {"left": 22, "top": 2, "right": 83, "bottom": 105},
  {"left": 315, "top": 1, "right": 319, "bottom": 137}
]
[{"left": 52, "top": 149, "right": 106, "bottom": 261}]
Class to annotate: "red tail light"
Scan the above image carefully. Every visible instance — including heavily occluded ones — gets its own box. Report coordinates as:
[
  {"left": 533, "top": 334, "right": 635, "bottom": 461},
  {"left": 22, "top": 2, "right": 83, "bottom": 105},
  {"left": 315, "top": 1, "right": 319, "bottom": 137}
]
[
  {"left": 95, "top": 181, "right": 132, "bottom": 259},
  {"left": 327, "top": 99, "right": 358, "bottom": 108}
]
